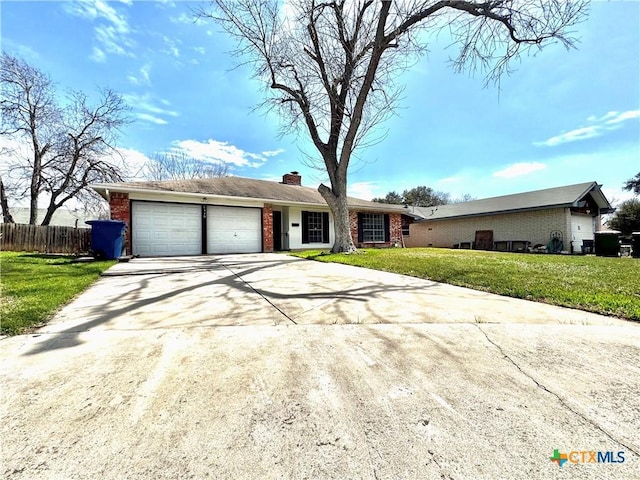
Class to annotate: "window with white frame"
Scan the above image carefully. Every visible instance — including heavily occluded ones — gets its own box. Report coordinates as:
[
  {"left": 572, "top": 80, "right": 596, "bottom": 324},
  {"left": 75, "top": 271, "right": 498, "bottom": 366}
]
[
  {"left": 361, "top": 213, "right": 385, "bottom": 242},
  {"left": 302, "top": 211, "right": 329, "bottom": 244},
  {"left": 307, "top": 211, "right": 323, "bottom": 243}
]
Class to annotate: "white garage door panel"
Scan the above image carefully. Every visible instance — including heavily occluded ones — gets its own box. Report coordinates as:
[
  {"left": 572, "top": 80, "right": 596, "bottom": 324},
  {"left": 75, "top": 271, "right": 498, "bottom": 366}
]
[
  {"left": 133, "top": 202, "right": 201, "bottom": 256},
  {"left": 207, "top": 206, "right": 261, "bottom": 254}
]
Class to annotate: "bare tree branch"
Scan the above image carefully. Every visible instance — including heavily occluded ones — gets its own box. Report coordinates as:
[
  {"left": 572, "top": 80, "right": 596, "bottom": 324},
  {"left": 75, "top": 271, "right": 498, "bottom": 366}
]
[{"left": 143, "top": 151, "right": 229, "bottom": 181}]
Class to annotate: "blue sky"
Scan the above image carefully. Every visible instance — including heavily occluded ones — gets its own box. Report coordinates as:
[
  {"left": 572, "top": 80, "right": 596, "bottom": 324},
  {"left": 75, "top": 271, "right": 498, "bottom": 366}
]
[{"left": 1, "top": 0, "right": 639, "bottom": 206}]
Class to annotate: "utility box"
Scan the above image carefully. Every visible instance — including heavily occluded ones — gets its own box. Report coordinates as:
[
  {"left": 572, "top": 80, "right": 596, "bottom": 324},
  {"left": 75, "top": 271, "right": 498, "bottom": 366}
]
[
  {"left": 85, "top": 220, "right": 126, "bottom": 260},
  {"left": 594, "top": 230, "right": 621, "bottom": 257},
  {"left": 632, "top": 232, "right": 640, "bottom": 259}
]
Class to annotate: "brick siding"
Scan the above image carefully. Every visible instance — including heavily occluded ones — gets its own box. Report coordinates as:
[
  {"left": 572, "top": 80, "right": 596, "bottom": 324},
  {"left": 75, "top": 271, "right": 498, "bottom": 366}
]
[
  {"left": 350, "top": 211, "right": 403, "bottom": 248},
  {"left": 405, "top": 208, "right": 571, "bottom": 250},
  {"left": 262, "top": 204, "right": 273, "bottom": 252},
  {"left": 109, "top": 192, "right": 131, "bottom": 253},
  {"left": 282, "top": 173, "right": 302, "bottom": 185}
]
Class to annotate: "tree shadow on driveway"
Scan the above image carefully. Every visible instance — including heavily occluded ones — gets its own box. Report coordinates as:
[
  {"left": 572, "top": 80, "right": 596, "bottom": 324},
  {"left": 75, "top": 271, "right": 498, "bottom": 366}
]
[{"left": 24, "top": 256, "right": 432, "bottom": 356}]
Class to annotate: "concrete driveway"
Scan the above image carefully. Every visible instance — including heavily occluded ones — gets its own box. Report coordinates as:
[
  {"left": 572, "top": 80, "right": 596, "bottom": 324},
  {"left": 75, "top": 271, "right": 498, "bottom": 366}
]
[{"left": 1, "top": 253, "right": 639, "bottom": 479}]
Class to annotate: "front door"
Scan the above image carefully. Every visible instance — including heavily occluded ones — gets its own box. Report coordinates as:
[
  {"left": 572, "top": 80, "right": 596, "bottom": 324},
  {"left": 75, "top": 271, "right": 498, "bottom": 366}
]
[{"left": 273, "top": 210, "right": 282, "bottom": 251}]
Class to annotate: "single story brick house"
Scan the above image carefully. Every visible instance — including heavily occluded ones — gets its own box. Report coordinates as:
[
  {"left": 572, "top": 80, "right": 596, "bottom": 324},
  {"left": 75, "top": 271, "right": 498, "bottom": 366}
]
[
  {"left": 91, "top": 172, "right": 406, "bottom": 257},
  {"left": 404, "top": 182, "right": 614, "bottom": 254}
]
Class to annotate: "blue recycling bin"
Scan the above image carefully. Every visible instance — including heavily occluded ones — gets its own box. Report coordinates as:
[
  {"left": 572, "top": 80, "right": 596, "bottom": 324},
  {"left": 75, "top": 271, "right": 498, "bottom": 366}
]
[{"left": 85, "top": 220, "right": 126, "bottom": 260}]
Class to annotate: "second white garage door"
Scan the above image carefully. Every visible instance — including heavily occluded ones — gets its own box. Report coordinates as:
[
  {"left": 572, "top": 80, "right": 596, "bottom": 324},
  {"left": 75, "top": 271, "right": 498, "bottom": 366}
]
[{"left": 207, "top": 206, "right": 262, "bottom": 254}]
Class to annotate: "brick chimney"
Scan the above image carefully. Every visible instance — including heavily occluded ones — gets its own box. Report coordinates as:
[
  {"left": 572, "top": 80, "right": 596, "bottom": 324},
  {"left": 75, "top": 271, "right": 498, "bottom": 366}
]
[{"left": 282, "top": 171, "right": 302, "bottom": 186}]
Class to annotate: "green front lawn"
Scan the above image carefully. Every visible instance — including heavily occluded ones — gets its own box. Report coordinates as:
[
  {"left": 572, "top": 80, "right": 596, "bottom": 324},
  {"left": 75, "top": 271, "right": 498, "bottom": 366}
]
[
  {"left": 292, "top": 248, "right": 640, "bottom": 321},
  {"left": 0, "top": 252, "right": 116, "bottom": 336}
]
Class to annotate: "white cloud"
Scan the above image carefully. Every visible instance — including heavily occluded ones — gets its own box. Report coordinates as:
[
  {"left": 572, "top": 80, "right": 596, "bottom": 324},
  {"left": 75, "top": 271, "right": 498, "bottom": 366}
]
[
  {"left": 537, "top": 126, "right": 600, "bottom": 147},
  {"left": 438, "top": 143, "right": 638, "bottom": 202},
  {"left": 171, "top": 12, "right": 203, "bottom": 25},
  {"left": 262, "top": 149, "right": 285, "bottom": 157},
  {"left": 169, "top": 139, "right": 272, "bottom": 168},
  {"left": 90, "top": 47, "right": 106, "bottom": 63},
  {"left": 94, "top": 24, "right": 134, "bottom": 57},
  {"left": 115, "top": 148, "right": 152, "bottom": 180},
  {"left": 437, "top": 176, "right": 462, "bottom": 184},
  {"left": 536, "top": 110, "right": 640, "bottom": 147},
  {"left": 493, "top": 162, "right": 546, "bottom": 179},
  {"left": 601, "top": 187, "right": 635, "bottom": 207},
  {"left": 193, "top": 46, "right": 206, "bottom": 55},
  {"left": 123, "top": 93, "right": 179, "bottom": 124},
  {"left": 348, "top": 181, "right": 379, "bottom": 200},
  {"left": 136, "top": 113, "right": 168, "bottom": 125},
  {"left": 2, "top": 41, "right": 41, "bottom": 63},
  {"left": 604, "top": 110, "right": 640, "bottom": 125},
  {"left": 127, "top": 63, "right": 152, "bottom": 86},
  {"left": 162, "top": 36, "right": 181, "bottom": 58},
  {"left": 63, "top": 0, "right": 134, "bottom": 61}
]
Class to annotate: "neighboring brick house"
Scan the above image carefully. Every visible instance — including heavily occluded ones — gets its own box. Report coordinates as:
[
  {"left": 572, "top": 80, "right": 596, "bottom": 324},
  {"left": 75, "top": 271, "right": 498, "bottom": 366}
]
[
  {"left": 404, "top": 182, "right": 614, "bottom": 254},
  {"left": 91, "top": 172, "right": 406, "bottom": 257}
]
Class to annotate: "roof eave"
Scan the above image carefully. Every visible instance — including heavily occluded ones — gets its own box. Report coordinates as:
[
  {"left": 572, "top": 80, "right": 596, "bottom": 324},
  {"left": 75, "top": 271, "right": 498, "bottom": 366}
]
[
  {"left": 91, "top": 184, "right": 333, "bottom": 207},
  {"left": 91, "top": 183, "right": 393, "bottom": 211},
  {"left": 416, "top": 203, "right": 575, "bottom": 222},
  {"left": 582, "top": 183, "right": 613, "bottom": 211}
]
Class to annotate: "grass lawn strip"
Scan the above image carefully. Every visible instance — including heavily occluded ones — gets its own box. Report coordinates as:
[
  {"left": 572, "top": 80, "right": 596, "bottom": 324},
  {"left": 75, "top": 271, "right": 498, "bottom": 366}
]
[
  {"left": 0, "top": 252, "right": 116, "bottom": 336},
  {"left": 292, "top": 248, "right": 640, "bottom": 321}
]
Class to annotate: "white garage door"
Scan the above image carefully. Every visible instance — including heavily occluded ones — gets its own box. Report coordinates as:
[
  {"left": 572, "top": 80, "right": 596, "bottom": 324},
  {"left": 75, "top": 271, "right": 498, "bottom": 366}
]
[
  {"left": 132, "top": 202, "right": 202, "bottom": 257},
  {"left": 207, "top": 206, "right": 261, "bottom": 254}
]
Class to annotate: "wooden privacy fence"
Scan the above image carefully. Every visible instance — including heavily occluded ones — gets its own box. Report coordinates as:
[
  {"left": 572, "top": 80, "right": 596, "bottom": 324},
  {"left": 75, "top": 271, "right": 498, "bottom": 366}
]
[{"left": 1, "top": 223, "right": 91, "bottom": 254}]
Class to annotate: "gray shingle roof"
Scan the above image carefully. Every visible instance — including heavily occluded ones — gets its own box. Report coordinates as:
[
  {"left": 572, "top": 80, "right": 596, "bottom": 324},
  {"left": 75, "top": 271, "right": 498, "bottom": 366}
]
[
  {"left": 92, "top": 176, "right": 404, "bottom": 212},
  {"left": 409, "top": 181, "right": 613, "bottom": 221}
]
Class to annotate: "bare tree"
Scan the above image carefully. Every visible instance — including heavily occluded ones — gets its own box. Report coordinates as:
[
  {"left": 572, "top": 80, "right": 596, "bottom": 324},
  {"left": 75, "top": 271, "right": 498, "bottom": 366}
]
[
  {"left": 452, "top": 193, "right": 475, "bottom": 203},
  {"left": 0, "top": 53, "right": 130, "bottom": 225},
  {"left": 0, "top": 177, "right": 14, "bottom": 223},
  {"left": 1, "top": 53, "right": 60, "bottom": 225},
  {"left": 144, "top": 151, "right": 229, "bottom": 181},
  {"left": 199, "top": 0, "right": 587, "bottom": 252}
]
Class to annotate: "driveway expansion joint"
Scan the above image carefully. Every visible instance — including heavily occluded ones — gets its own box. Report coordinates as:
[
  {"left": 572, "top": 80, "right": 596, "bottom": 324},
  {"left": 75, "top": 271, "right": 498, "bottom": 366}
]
[
  {"left": 474, "top": 324, "right": 639, "bottom": 456},
  {"left": 219, "top": 262, "right": 296, "bottom": 325}
]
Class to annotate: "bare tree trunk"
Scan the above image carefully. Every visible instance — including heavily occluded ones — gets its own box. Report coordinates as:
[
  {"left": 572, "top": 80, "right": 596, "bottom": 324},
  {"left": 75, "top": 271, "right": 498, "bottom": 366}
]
[
  {"left": 0, "top": 178, "right": 14, "bottom": 223},
  {"left": 319, "top": 183, "right": 357, "bottom": 254},
  {"left": 41, "top": 204, "right": 56, "bottom": 226},
  {"left": 28, "top": 185, "right": 38, "bottom": 224},
  {"left": 28, "top": 141, "right": 41, "bottom": 225},
  {"left": 330, "top": 196, "right": 356, "bottom": 253}
]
